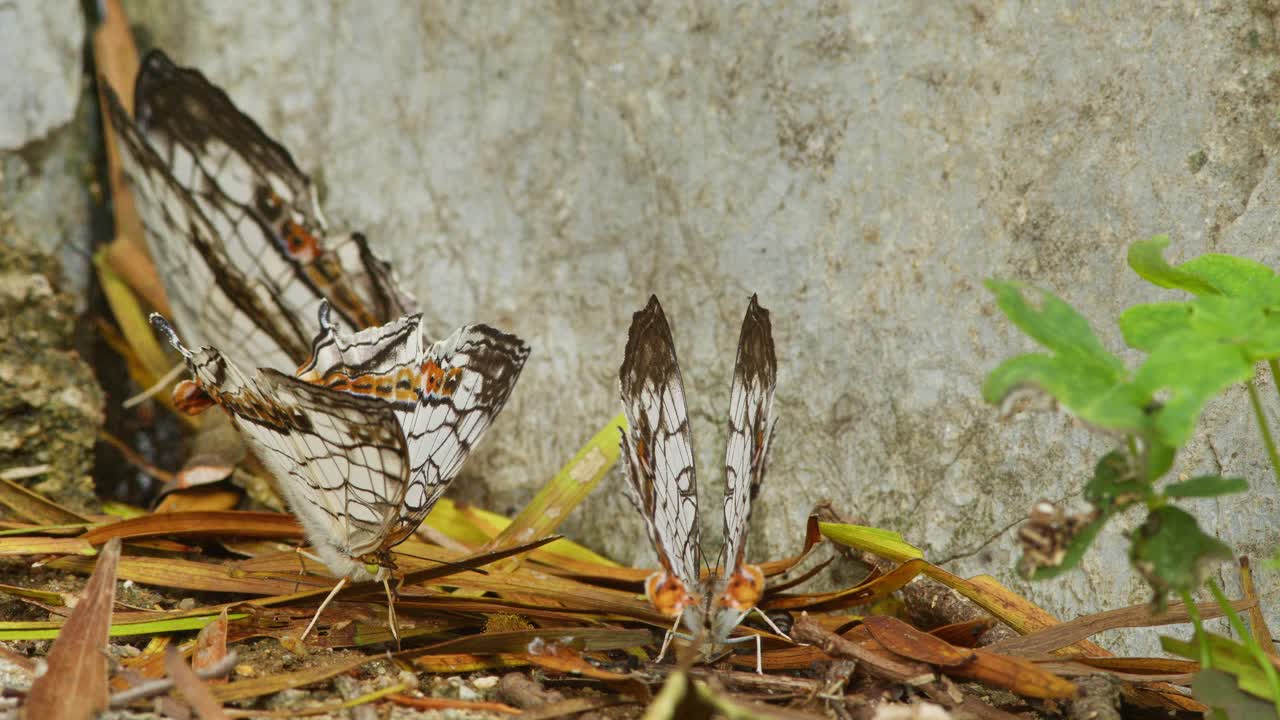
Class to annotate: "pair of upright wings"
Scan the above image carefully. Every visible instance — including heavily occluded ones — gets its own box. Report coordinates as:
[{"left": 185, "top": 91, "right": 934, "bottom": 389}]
[
  {"left": 106, "top": 49, "right": 414, "bottom": 371},
  {"left": 618, "top": 295, "right": 777, "bottom": 594},
  {"left": 154, "top": 304, "right": 529, "bottom": 575}
]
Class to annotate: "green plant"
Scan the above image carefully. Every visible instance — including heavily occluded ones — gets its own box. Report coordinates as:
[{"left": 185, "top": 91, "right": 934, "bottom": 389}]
[{"left": 985, "top": 235, "right": 1280, "bottom": 713}]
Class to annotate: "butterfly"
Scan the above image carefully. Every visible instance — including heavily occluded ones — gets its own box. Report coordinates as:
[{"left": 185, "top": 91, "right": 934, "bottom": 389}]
[
  {"left": 618, "top": 294, "right": 785, "bottom": 672},
  {"left": 153, "top": 301, "right": 529, "bottom": 643},
  {"left": 105, "top": 49, "right": 414, "bottom": 374}
]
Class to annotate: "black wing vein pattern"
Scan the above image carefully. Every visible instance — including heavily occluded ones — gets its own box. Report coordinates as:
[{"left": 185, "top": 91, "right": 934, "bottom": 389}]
[
  {"left": 618, "top": 296, "right": 702, "bottom": 592},
  {"left": 720, "top": 295, "right": 776, "bottom": 574}
]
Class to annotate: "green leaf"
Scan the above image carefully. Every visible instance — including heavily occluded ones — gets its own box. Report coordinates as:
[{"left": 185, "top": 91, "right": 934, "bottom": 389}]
[
  {"left": 1132, "top": 329, "right": 1254, "bottom": 446},
  {"left": 1130, "top": 506, "right": 1233, "bottom": 608},
  {"left": 1128, "top": 236, "right": 1222, "bottom": 296},
  {"left": 1164, "top": 475, "right": 1249, "bottom": 499},
  {"left": 1083, "top": 451, "right": 1150, "bottom": 511},
  {"left": 1181, "top": 254, "right": 1280, "bottom": 304},
  {"left": 1165, "top": 635, "right": 1280, "bottom": 704},
  {"left": 985, "top": 281, "right": 1156, "bottom": 433},
  {"left": 1028, "top": 512, "right": 1110, "bottom": 581},
  {"left": 819, "top": 522, "right": 924, "bottom": 562},
  {"left": 984, "top": 355, "right": 1149, "bottom": 433},
  {"left": 1119, "top": 303, "right": 1192, "bottom": 352},
  {"left": 1192, "top": 669, "right": 1279, "bottom": 719},
  {"left": 1145, "top": 439, "right": 1177, "bottom": 481},
  {"left": 985, "top": 280, "right": 1126, "bottom": 373}
]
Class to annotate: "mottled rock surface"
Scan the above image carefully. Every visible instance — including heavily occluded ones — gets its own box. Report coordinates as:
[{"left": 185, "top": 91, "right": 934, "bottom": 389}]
[
  {"left": 101, "top": 1, "right": 1280, "bottom": 654},
  {"left": 0, "top": 1, "right": 99, "bottom": 508}
]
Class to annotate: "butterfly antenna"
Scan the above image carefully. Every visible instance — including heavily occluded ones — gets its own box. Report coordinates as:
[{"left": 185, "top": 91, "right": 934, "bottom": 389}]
[
  {"left": 149, "top": 313, "right": 193, "bottom": 359},
  {"left": 389, "top": 548, "right": 491, "bottom": 576},
  {"left": 316, "top": 299, "right": 333, "bottom": 332}
]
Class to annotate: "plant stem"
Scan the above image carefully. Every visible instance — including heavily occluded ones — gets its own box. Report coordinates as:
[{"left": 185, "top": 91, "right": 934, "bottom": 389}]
[
  {"left": 1268, "top": 359, "right": 1280, "bottom": 406},
  {"left": 1246, "top": 380, "right": 1280, "bottom": 490},
  {"left": 1208, "top": 578, "right": 1280, "bottom": 716},
  {"left": 1181, "top": 589, "right": 1212, "bottom": 670}
]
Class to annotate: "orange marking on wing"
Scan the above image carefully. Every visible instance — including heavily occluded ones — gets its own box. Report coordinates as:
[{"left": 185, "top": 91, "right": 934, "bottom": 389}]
[
  {"left": 717, "top": 563, "right": 764, "bottom": 611},
  {"left": 645, "top": 571, "right": 696, "bottom": 618},
  {"left": 420, "top": 361, "right": 461, "bottom": 397},
  {"left": 172, "top": 380, "right": 216, "bottom": 415},
  {"left": 281, "top": 220, "right": 320, "bottom": 262}
]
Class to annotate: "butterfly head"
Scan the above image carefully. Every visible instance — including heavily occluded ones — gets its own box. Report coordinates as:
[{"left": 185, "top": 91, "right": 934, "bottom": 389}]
[{"left": 645, "top": 570, "right": 697, "bottom": 620}]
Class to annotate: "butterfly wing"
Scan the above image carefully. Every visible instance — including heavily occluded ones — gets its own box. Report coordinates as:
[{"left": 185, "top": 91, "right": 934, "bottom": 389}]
[
  {"left": 618, "top": 296, "right": 702, "bottom": 594},
  {"left": 108, "top": 50, "right": 414, "bottom": 370},
  {"left": 151, "top": 315, "right": 411, "bottom": 580},
  {"left": 720, "top": 295, "right": 776, "bottom": 575},
  {"left": 388, "top": 324, "right": 530, "bottom": 546}
]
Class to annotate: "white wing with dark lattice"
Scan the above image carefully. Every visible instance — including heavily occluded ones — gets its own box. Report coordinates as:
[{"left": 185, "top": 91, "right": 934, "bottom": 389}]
[
  {"left": 106, "top": 49, "right": 414, "bottom": 370},
  {"left": 720, "top": 295, "right": 776, "bottom": 575},
  {"left": 618, "top": 296, "right": 702, "bottom": 592},
  {"left": 387, "top": 324, "right": 530, "bottom": 546},
  {"left": 151, "top": 314, "right": 412, "bottom": 579}
]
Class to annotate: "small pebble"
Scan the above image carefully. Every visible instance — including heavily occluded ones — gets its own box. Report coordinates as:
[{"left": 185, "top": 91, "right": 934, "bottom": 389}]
[
  {"left": 234, "top": 664, "right": 256, "bottom": 678},
  {"left": 472, "top": 675, "right": 498, "bottom": 690}
]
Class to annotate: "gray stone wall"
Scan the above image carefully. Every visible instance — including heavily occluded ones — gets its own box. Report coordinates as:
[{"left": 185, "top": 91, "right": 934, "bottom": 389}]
[{"left": 9, "top": 1, "right": 1280, "bottom": 654}]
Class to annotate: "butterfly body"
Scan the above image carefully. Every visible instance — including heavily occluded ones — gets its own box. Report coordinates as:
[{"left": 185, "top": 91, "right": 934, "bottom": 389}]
[{"left": 619, "top": 295, "right": 780, "bottom": 666}]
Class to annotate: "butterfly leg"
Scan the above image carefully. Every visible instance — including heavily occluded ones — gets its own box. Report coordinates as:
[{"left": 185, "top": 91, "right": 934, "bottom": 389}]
[
  {"left": 751, "top": 606, "right": 791, "bottom": 641},
  {"left": 382, "top": 577, "right": 401, "bottom": 650},
  {"left": 754, "top": 633, "right": 763, "bottom": 675},
  {"left": 300, "top": 576, "right": 347, "bottom": 643},
  {"left": 295, "top": 548, "right": 325, "bottom": 574},
  {"left": 654, "top": 612, "right": 683, "bottom": 664}
]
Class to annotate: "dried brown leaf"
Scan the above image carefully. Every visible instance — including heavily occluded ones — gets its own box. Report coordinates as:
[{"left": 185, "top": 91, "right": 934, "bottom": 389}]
[
  {"left": 166, "top": 647, "right": 228, "bottom": 720},
  {"left": 192, "top": 608, "right": 228, "bottom": 682},
  {"left": 864, "top": 615, "right": 975, "bottom": 667},
  {"left": 945, "top": 648, "right": 1077, "bottom": 700},
  {"left": 26, "top": 538, "right": 121, "bottom": 719}
]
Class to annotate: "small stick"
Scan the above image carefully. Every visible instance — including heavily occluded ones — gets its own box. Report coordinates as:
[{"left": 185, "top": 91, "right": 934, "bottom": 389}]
[{"left": 109, "top": 652, "right": 237, "bottom": 708}]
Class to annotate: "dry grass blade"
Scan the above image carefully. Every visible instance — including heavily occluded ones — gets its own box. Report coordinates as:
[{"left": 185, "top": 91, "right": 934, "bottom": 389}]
[
  {"left": 25, "top": 537, "right": 121, "bottom": 720},
  {"left": 49, "top": 555, "right": 320, "bottom": 595},
  {"left": 987, "top": 597, "right": 1257, "bottom": 657},
  {"left": 0, "top": 479, "right": 91, "bottom": 525},
  {"left": 166, "top": 646, "right": 229, "bottom": 720},
  {"left": 943, "top": 648, "right": 1077, "bottom": 700},
  {"left": 386, "top": 693, "right": 521, "bottom": 715},
  {"left": 396, "top": 534, "right": 561, "bottom": 586},
  {"left": 0, "top": 537, "right": 95, "bottom": 556},
  {"left": 480, "top": 413, "right": 626, "bottom": 573},
  {"left": 410, "top": 653, "right": 530, "bottom": 672},
  {"left": 219, "top": 683, "right": 406, "bottom": 718},
  {"left": 93, "top": 0, "right": 170, "bottom": 317},
  {"left": 1240, "top": 556, "right": 1275, "bottom": 655},
  {"left": 512, "top": 695, "right": 631, "bottom": 720},
  {"left": 402, "top": 627, "right": 651, "bottom": 656},
  {"left": 766, "top": 559, "right": 924, "bottom": 611},
  {"left": 791, "top": 613, "right": 933, "bottom": 685},
  {"left": 81, "top": 510, "right": 303, "bottom": 544},
  {"left": 757, "top": 515, "right": 824, "bottom": 577},
  {"left": 209, "top": 655, "right": 371, "bottom": 702}
]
